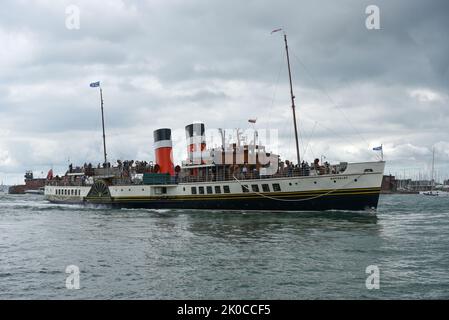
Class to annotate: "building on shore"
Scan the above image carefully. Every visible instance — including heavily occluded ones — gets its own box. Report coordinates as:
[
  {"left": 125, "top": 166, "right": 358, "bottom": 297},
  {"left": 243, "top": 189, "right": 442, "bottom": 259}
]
[
  {"left": 381, "top": 175, "right": 449, "bottom": 194},
  {"left": 381, "top": 175, "right": 397, "bottom": 193}
]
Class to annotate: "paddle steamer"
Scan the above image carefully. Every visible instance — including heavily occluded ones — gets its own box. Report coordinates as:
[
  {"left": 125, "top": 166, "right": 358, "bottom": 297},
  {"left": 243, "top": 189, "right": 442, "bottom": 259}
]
[{"left": 44, "top": 33, "right": 385, "bottom": 211}]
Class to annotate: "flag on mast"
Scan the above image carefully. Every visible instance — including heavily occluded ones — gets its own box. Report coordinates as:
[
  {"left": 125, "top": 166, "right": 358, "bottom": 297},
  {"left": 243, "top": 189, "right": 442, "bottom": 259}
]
[
  {"left": 248, "top": 119, "right": 257, "bottom": 124},
  {"left": 373, "top": 145, "right": 384, "bottom": 160},
  {"left": 271, "top": 28, "right": 283, "bottom": 34},
  {"left": 90, "top": 81, "right": 100, "bottom": 88}
]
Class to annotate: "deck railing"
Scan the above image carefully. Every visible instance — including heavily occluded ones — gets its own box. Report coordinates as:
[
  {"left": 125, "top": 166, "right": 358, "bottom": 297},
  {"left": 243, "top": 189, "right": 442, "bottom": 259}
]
[{"left": 46, "top": 165, "right": 347, "bottom": 187}]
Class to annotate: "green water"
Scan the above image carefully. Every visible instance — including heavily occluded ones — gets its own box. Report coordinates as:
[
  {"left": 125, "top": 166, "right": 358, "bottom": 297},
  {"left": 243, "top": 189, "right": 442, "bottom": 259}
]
[{"left": 0, "top": 194, "right": 448, "bottom": 299}]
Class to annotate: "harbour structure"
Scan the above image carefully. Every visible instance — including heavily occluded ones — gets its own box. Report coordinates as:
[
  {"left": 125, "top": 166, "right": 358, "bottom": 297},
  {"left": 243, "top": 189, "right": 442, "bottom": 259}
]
[{"left": 9, "top": 171, "right": 46, "bottom": 195}]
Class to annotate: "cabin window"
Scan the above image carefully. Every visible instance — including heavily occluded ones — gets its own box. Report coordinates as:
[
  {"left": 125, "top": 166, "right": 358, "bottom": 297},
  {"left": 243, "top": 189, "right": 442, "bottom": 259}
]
[
  {"left": 262, "top": 184, "right": 270, "bottom": 192},
  {"left": 251, "top": 185, "right": 260, "bottom": 192},
  {"left": 199, "top": 186, "right": 205, "bottom": 194},
  {"left": 207, "top": 186, "right": 213, "bottom": 194},
  {"left": 65, "top": 190, "right": 68, "bottom": 195},
  {"left": 242, "top": 185, "right": 249, "bottom": 193},
  {"left": 191, "top": 187, "right": 197, "bottom": 195},
  {"left": 272, "top": 183, "right": 281, "bottom": 192},
  {"left": 214, "top": 186, "right": 221, "bottom": 194},
  {"left": 71, "top": 190, "right": 74, "bottom": 196},
  {"left": 155, "top": 187, "right": 167, "bottom": 195},
  {"left": 223, "top": 186, "right": 230, "bottom": 193}
]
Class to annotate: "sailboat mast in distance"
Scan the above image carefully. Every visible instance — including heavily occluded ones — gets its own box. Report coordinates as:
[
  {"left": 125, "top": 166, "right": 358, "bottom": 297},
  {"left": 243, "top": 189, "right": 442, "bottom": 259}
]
[{"left": 431, "top": 146, "right": 435, "bottom": 192}]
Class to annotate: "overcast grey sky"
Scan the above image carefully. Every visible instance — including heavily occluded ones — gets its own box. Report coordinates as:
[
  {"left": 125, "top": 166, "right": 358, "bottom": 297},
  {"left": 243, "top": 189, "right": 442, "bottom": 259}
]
[{"left": 1, "top": 0, "right": 448, "bottom": 184}]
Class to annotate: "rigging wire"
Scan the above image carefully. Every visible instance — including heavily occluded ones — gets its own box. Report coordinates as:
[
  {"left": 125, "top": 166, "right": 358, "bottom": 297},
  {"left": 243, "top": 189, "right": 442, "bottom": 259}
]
[
  {"left": 290, "top": 51, "right": 381, "bottom": 161},
  {"left": 302, "top": 121, "right": 318, "bottom": 160},
  {"left": 267, "top": 52, "right": 285, "bottom": 133},
  {"left": 233, "top": 174, "right": 363, "bottom": 202}
]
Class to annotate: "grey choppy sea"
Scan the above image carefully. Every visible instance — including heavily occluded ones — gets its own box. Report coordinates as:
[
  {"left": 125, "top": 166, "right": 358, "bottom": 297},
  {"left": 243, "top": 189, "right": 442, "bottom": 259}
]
[{"left": 0, "top": 193, "right": 448, "bottom": 299}]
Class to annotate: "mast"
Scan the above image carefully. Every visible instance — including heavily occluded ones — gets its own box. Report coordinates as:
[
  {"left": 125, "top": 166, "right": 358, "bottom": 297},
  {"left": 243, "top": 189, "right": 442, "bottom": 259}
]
[
  {"left": 100, "top": 87, "right": 107, "bottom": 165},
  {"left": 431, "top": 146, "right": 435, "bottom": 192},
  {"left": 283, "top": 33, "right": 301, "bottom": 166}
]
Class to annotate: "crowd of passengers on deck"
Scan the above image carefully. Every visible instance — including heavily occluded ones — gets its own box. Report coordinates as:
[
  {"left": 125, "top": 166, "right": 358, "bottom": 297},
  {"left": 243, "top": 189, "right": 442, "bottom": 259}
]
[{"left": 47, "top": 157, "right": 335, "bottom": 187}]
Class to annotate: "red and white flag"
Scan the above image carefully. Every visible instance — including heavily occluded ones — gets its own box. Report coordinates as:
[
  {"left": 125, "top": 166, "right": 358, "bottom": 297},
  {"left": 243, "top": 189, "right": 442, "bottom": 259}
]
[{"left": 46, "top": 169, "right": 53, "bottom": 180}]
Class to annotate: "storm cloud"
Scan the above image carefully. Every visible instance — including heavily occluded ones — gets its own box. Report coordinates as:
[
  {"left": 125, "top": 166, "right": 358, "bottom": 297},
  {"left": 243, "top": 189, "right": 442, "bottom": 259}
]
[{"left": 1, "top": 0, "right": 448, "bottom": 184}]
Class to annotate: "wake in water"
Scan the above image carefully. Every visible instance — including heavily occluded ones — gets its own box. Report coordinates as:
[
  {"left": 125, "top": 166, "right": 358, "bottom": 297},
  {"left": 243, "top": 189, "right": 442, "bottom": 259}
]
[{"left": 0, "top": 194, "right": 96, "bottom": 212}]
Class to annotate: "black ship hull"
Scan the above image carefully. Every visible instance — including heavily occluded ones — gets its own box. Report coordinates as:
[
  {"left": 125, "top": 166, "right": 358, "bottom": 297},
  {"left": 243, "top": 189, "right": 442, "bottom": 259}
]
[{"left": 51, "top": 188, "right": 381, "bottom": 212}]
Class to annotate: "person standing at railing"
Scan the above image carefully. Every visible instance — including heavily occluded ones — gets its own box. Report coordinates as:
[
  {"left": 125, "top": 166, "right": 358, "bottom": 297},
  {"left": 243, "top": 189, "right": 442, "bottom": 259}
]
[
  {"left": 242, "top": 163, "right": 248, "bottom": 179},
  {"left": 253, "top": 167, "right": 259, "bottom": 179},
  {"left": 287, "top": 162, "right": 293, "bottom": 177}
]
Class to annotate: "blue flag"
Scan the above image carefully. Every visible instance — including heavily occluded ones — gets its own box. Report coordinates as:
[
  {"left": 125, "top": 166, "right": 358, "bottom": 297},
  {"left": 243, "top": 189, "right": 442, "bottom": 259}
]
[
  {"left": 90, "top": 81, "right": 100, "bottom": 88},
  {"left": 373, "top": 146, "right": 382, "bottom": 151}
]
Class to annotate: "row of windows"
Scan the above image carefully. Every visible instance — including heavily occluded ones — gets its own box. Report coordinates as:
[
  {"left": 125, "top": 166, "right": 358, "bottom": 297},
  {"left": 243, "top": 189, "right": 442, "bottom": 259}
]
[
  {"left": 191, "top": 185, "right": 231, "bottom": 195},
  {"left": 56, "top": 189, "right": 80, "bottom": 196},
  {"left": 190, "top": 183, "right": 281, "bottom": 195},
  {"left": 241, "top": 183, "right": 281, "bottom": 193}
]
